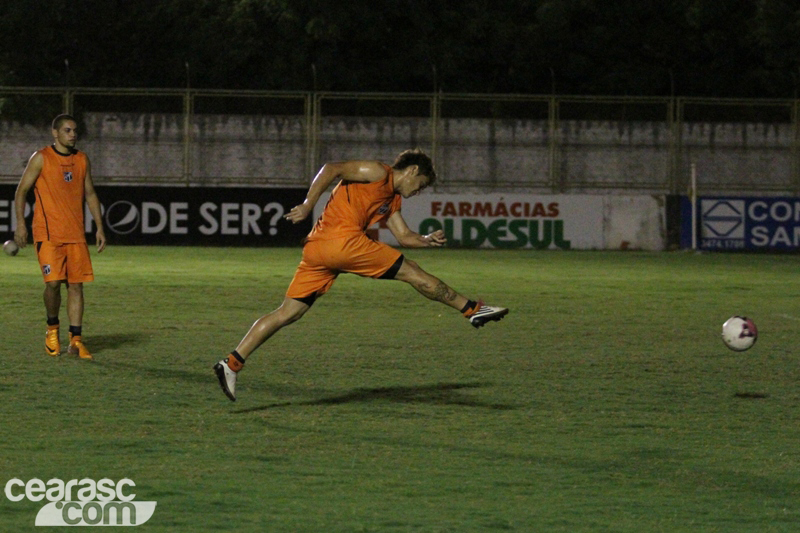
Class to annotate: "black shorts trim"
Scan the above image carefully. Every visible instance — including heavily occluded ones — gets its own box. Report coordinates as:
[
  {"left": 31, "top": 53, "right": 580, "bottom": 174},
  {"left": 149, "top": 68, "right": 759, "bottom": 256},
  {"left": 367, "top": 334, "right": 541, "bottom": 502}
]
[
  {"left": 293, "top": 294, "right": 318, "bottom": 307},
  {"left": 378, "top": 255, "right": 404, "bottom": 280}
]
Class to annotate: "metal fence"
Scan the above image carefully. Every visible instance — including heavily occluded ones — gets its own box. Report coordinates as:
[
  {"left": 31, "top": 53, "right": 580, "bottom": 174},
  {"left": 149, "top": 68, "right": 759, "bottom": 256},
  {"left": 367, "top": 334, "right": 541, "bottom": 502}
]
[{"left": 1, "top": 87, "right": 798, "bottom": 195}]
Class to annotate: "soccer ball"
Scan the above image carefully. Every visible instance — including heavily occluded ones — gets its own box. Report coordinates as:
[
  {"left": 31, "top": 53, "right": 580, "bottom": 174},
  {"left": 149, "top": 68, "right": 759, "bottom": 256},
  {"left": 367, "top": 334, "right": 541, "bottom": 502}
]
[
  {"left": 2, "top": 239, "right": 18, "bottom": 256},
  {"left": 721, "top": 316, "right": 758, "bottom": 352}
]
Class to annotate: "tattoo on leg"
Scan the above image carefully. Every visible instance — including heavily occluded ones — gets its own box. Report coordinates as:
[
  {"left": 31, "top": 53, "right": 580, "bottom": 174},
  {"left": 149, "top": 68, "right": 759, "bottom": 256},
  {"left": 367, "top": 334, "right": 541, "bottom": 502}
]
[{"left": 428, "top": 280, "right": 458, "bottom": 303}]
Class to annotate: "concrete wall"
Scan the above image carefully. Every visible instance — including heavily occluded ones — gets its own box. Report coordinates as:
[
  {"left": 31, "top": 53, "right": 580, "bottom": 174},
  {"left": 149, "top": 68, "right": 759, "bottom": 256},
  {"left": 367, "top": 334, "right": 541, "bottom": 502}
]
[{"left": 1, "top": 113, "right": 794, "bottom": 194}]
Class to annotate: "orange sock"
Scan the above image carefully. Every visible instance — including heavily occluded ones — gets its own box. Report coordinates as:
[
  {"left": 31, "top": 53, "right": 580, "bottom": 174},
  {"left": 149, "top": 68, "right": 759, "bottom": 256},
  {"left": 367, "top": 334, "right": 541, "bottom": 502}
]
[
  {"left": 461, "top": 300, "right": 481, "bottom": 317},
  {"left": 226, "top": 352, "right": 244, "bottom": 372}
]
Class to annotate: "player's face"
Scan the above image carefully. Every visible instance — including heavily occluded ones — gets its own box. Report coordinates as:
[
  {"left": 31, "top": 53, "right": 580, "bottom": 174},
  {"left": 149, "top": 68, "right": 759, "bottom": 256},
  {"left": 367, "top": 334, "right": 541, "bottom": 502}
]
[
  {"left": 403, "top": 172, "right": 430, "bottom": 198},
  {"left": 52, "top": 121, "right": 78, "bottom": 149}
]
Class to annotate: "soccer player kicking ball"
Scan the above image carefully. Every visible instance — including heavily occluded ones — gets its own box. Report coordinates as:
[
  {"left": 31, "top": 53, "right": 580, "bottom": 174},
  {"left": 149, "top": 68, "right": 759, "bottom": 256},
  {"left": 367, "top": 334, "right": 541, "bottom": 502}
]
[{"left": 214, "top": 149, "right": 507, "bottom": 401}]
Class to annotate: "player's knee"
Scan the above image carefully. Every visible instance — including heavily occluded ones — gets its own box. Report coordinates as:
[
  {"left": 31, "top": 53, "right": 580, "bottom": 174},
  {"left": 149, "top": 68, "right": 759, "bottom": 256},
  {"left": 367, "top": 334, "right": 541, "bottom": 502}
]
[
  {"left": 283, "top": 310, "right": 305, "bottom": 325},
  {"left": 399, "top": 262, "right": 435, "bottom": 291},
  {"left": 404, "top": 258, "right": 420, "bottom": 271},
  {"left": 45, "top": 280, "right": 62, "bottom": 291},
  {"left": 278, "top": 301, "right": 310, "bottom": 325},
  {"left": 395, "top": 258, "right": 421, "bottom": 281},
  {"left": 66, "top": 283, "right": 83, "bottom": 295}
]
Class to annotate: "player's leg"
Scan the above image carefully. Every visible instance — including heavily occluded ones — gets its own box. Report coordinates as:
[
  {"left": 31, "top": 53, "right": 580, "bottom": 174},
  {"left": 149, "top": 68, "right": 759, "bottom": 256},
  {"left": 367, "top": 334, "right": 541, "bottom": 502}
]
[
  {"left": 236, "top": 297, "right": 311, "bottom": 359},
  {"left": 214, "top": 243, "right": 335, "bottom": 401},
  {"left": 393, "top": 257, "right": 472, "bottom": 310},
  {"left": 339, "top": 235, "right": 508, "bottom": 326},
  {"left": 393, "top": 257, "right": 468, "bottom": 310},
  {"left": 66, "top": 282, "right": 84, "bottom": 327},
  {"left": 214, "top": 297, "right": 311, "bottom": 402},
  {"left": 38, "top": 241, "right": 66, "bottom": 356},
  {"left": 65, "top": 282, "right": 92, "bottom": 360},
  {"left": 43, "top": 280, "right": 62, "bottom": 356},
  {"left": 392, "top": 257, "right": 509, "bottom": 328},
  {"left": 43, "top": 280, "right": 62, "bottom": 318},
  {"left": 64, "top": 243, "right": 95, "bottom": 360}
]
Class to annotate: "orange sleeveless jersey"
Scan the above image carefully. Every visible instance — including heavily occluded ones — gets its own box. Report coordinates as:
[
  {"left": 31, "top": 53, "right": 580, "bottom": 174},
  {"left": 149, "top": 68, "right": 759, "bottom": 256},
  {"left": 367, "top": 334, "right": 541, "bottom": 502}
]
[
  {"left": 32, "top": 146, "right": 88, "bottom": 243},
  {"left": 308, "top": 164, "right": 401, "bottom": 241}
]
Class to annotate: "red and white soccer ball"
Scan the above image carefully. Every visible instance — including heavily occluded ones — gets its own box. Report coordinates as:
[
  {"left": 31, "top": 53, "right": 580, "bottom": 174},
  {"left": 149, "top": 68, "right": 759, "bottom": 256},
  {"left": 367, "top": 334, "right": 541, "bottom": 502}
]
[{"left": 721, "top": 316, "right": 758, "bottom": 352}]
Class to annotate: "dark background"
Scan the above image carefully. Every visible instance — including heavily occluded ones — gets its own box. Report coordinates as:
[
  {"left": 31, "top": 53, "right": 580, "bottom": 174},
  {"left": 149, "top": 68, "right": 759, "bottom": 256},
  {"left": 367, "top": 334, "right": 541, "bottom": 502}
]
[
  {"left": 2, "top": 0, "right": 798, "bottom": 98},
  {"left": 1, "top": 184, "right": 311, "bottom": 246}
]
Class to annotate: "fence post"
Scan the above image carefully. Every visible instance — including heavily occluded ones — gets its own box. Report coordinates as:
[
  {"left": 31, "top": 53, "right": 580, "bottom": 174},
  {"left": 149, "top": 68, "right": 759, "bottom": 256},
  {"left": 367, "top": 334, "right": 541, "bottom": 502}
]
[
  {"left": 793, "top": 99, "right": 800, "bottom": 196},
  {"left": 667, "top": 97, "right": 676, "bottom": 194},
  {"left": 307, "top": 92, "right": 321, "bottom": 183},
  {"left": 547, "top": 95, "right": 559, "bottom": 192},
  {"left": 430, "top": 90, "right": 440, "bottom": 187},
  {"left": 62, "top": 88, "right": 73, "bottom": 115},
  {"left": 182, "top": 89, "right": 193, "bottom": 186},
  {"left": 669, "top": 97, "right": 684, "bottom": 196},
  {"left": 690, "top": 162, "right": 697, "bottom": 250}
]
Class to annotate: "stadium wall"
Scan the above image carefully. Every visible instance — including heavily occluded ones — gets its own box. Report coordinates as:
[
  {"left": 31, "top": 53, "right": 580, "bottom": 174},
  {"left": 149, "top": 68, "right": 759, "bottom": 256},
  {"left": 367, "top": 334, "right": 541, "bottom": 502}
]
[
  {"left": 2, "top": 108, "right": 795, "bottom": 251},
  {"left": 2, "top": 112, "right": 795, "bottom": 195}
]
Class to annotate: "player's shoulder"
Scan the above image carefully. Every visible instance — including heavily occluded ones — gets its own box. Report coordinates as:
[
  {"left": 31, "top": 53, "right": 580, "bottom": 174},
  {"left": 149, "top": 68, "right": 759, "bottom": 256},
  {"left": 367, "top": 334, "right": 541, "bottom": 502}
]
[
  {"left": 337, "top": 160, "right": 388, "bottom": 183},
  {"left": 362, "top": 160, "right": 391, "bottom": 181},
  {"left": 27, "top": 148, "right": 47, "bottom": 166}
]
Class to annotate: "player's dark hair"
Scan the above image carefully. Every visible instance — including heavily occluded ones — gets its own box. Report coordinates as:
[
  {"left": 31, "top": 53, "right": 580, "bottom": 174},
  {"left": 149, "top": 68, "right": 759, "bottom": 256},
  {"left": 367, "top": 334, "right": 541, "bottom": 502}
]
[
  {"left": 392, "top": 148, "right": 437, "bottom": 185},
  {"left": 52, "top": 114, "right": 76, "bottom": 131}
]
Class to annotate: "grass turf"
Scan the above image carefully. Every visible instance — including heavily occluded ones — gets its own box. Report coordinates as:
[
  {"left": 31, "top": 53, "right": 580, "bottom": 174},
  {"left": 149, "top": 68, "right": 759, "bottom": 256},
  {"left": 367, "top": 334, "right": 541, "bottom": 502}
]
[{"left": 1, "top": 247, "right": 799, "bottom": 531}]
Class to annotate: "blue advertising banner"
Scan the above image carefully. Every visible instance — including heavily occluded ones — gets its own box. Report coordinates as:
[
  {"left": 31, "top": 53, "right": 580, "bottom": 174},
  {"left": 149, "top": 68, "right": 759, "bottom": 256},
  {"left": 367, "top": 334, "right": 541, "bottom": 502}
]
[
  {"left": 681, "top": 196, "right": 800, "bottom": 251},
  {"left": 0, "top": 184, "right": 310, "bottom": 246}
]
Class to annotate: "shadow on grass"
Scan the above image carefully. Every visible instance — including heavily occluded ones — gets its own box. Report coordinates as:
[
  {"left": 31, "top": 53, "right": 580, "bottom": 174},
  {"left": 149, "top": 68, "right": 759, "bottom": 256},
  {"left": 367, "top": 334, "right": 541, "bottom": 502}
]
[
  {"left": 86, "top": 333, "right": 146, "bottom": 353},
  {"left": 100, "top": 361, "right": 518, "bottom": 412},
  {"left": 234, "top": 382, "right": 517, "bottom": 414},
  {"left": 103, "top": 360, "right": 211, "bottom": 385}
]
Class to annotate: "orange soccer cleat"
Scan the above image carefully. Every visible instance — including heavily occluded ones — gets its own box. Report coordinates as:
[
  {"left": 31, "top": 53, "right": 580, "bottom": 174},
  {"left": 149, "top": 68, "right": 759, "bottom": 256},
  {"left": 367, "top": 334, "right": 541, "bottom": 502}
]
[
  {"left": 68, "top": 334, "right": 93, "bottom": 360},
  {"left": 45, "top": 326, "right": 60, "bottom": 357}
]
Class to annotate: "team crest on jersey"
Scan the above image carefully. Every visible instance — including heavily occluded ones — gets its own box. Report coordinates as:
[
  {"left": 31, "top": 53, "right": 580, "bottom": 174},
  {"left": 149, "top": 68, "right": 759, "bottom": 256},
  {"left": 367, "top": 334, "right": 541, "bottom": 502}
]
[
  {"left": 377, "top": 203, "right": 390, "bottom": 215},
  {"left": 63, "top": 171, "right": 73, "bottom": 182},
  {"left": 42, "top": 265, "right": 51, "bottom": 275}
]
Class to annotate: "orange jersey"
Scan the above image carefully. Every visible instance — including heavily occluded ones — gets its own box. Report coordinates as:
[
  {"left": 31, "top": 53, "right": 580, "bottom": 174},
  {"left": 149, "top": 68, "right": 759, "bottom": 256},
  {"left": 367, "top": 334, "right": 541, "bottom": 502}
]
[
  {"left": 32, "top": 146, "right": 88, "bottom": 243},
  {"left": 308, "top": 164, "right": 401, "bottom": 241}
]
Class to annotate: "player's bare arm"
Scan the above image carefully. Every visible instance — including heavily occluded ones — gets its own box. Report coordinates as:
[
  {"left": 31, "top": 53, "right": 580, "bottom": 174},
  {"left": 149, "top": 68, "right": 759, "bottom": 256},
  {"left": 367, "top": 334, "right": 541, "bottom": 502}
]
[
  {"left": 285, "top": 161, "right": 386, "bottom": 224},
  {"left": 386, "top": 211, "right": 446, "bottom": 248},
  {"left": 83, "top": 158, "right": 106, "bottom": 253},
  {"left": 13, "top": 151, "right": 44, "bottom": 248}
]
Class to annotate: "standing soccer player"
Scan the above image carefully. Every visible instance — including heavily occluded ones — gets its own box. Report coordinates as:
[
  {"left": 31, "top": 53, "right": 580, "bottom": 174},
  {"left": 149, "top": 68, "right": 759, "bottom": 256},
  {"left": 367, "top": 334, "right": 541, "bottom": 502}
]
[
  {"left": 215, "top": 149, "right": 508, "bottom": 401},
  {"left": 14, "top": 114, "right": 107, "bottom": 360}
]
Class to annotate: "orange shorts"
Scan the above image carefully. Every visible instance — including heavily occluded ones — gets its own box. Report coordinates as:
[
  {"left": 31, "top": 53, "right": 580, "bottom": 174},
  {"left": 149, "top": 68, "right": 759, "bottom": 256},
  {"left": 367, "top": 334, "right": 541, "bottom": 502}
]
[
  {"left": 286, "top": 233, "right": 403, "bottom": 301},
  {"left": 35, "top": 241, "right": 94, "bottom": 284}
]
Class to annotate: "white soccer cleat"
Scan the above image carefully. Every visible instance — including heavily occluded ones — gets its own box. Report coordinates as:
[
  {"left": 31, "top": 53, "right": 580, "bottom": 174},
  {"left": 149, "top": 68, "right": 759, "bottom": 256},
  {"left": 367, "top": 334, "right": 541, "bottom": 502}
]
[
  {"left": 214, "top": 359, "right": 238, "bottom": 401},
  {"left": 468, "top": 303, "right": 509, "bottom": 329}
]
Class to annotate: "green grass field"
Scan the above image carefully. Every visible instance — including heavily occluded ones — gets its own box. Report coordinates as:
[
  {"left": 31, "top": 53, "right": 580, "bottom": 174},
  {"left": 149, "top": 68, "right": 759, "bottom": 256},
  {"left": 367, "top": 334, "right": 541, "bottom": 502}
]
[{"left": 1, "top": 246, "right": 799, "bottom": 532}]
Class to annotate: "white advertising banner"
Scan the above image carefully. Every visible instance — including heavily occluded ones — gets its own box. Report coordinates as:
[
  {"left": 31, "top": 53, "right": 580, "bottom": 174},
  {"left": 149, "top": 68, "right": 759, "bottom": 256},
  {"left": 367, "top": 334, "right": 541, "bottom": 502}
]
[
  {"left": 380, "top": 194, "right": 604, "bottom": 249},
  {"left": 313, "top": 193, "right": 664, "bottom": 250}
]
